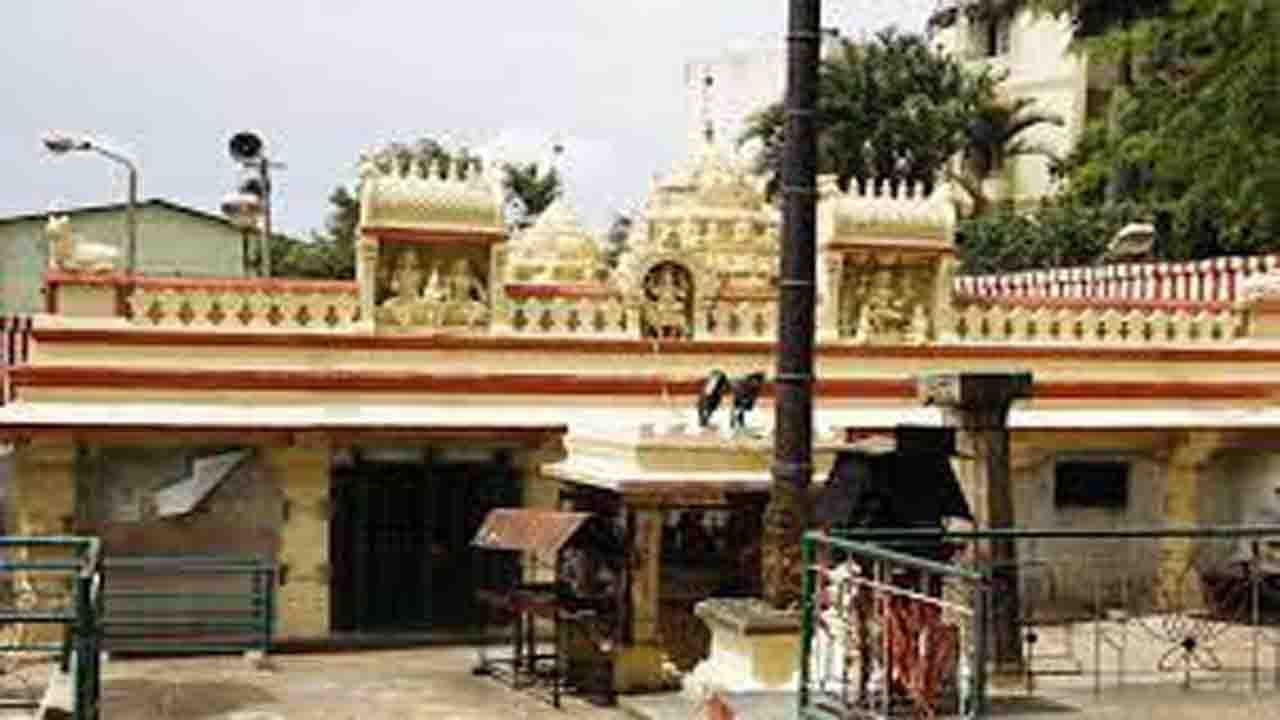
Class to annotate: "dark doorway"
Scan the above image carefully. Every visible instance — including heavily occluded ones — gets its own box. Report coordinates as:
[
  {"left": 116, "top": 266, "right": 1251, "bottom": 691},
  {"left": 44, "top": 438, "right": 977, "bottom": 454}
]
[{"left": 330, "top": 452, "right": 519, "bottom": 633}]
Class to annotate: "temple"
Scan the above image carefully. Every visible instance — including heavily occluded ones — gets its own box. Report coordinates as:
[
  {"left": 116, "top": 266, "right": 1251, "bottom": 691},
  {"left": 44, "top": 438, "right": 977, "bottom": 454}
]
[{"left": 4, "top": 127, "right": 1280, "bottom": 691}]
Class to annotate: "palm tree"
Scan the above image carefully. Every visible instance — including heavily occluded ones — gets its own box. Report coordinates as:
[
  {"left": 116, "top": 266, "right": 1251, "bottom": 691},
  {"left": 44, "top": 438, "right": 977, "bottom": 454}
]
[
  {"left": 741, "top": 29, "right": 987, "bottom": 199},
  {"left": 950, "top": 96, "right": 1063, "bottom": 216},
  {"left": 501, "top": 163, "right": 562, "bottom": 229}
]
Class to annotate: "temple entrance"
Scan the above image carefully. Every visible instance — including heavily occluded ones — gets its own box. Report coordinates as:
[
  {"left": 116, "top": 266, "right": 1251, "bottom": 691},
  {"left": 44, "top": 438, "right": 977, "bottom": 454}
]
[{"left": 329, "top": 451, "right": 519, "bottom": 633}]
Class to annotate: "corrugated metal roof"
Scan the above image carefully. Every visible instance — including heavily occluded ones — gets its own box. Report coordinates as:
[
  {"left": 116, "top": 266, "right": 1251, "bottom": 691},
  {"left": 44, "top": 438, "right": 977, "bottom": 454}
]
[{"left": 471, "top": 509, "right": 592, "bottom": 561}]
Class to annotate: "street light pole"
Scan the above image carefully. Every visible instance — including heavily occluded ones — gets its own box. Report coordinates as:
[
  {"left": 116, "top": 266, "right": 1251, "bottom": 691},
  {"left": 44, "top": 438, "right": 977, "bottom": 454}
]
[
  {"left": 763, "top": 0, "right": 821, "bottom": 609},
  {"left": 259, "top": 156, "right": 272, "bottom": 278},
  {"left": 94, "top": 146, "right": 140, "bottom": 276}
]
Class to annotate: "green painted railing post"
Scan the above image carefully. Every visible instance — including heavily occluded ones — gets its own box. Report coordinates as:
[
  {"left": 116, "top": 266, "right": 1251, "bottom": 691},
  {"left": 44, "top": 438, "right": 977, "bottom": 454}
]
[
  {"left": 973, "top": 576, "right": 990, "bottom": 718},
  {"left": 798, "top": 534, "right": 816, "bottom": 716},
  {"left": 264, "top": 564, "right": 276, "bottom": 649}
]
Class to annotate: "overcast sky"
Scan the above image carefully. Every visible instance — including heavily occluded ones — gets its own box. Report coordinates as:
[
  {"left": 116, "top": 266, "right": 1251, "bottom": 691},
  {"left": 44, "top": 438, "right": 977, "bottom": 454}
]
[{"left": 3, "top": 1, "right": 933, "bottom": 236}]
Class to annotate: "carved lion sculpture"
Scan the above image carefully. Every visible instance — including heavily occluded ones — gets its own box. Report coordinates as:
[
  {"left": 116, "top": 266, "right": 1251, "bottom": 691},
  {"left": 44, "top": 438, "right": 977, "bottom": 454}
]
[{"left": 46, "top": 215, "right": 119, "bottom": 273}]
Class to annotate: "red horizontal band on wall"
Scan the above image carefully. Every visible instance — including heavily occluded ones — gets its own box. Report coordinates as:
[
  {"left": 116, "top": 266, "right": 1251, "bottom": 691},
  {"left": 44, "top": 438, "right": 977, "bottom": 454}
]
[
  {"left": 9, "top": 365, "right": 1277, "bottom": 401},
  {"left": 28, "top": 327, "right": 1280, "bottom": 365}
]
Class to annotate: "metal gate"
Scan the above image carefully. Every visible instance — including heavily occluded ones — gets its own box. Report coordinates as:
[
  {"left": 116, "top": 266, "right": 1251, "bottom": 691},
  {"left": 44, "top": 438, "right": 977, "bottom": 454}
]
[
  {"left": 0, "top": 536, "right": 103, "bottom": 720},
  {"left": 330, "top": 458, "right": 519, "bottom": 632},
  {"left": 101, "top": 554, "right": 275, "bottom": 654}
]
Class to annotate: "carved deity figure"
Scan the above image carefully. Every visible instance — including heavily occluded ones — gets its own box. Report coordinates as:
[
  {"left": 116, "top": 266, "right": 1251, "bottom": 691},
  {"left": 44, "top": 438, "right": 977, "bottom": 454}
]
[
  {"left": 380, "top": 250, "right": 424, "bottom": 326},
  {"left": 858, "top": 269, "right": 908, "bottom": 342},
  {"left": 907, "top": 303, "right": 930, "bottom": 345},
  {"left": 445, "top": 258, "right": 489, "bottom": 325},
  {"left": 645, "top": 266, "right": 690, "bottom": 339}
]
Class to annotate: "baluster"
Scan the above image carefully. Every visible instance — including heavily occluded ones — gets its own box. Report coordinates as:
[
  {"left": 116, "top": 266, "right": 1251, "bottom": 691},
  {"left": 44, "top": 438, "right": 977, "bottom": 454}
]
[
  {"left": 1149, "top": 309, "right": 1170, "bottom": 344},
  {"left": 1125, "top": 309, "right": 1146, "bottom": 345},
  {"left": 1099, "top": 309, "right": 1122, "bottom": 344},
  {"left": 1006, "top": 307, "right": 1026, "bottom": 342},
  {"left": 127, "top": 288, "right": 155, "bottom": 325},
  {"left": 1170, "top": 309, "right": 1191, "bottom": 343},
  {"left": 962, "top": 304, "right": 985, "bottom": 341}
]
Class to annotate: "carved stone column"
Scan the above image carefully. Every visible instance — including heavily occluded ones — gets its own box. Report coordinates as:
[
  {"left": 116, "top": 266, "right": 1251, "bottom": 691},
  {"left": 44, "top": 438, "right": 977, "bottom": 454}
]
[
  {"left": 11, "top": 440, "right": 78, "bottom": 643},
  {"left": 489, "top": 244, "right": 509, "bottom": 334},
  {"left": 354, "top": 232, "right": 379, "bottom": 330},
  {"left": 920, "top": 372, "right": 1033, "bottom": 673},
  {"left": 614, "top": 506, "right": 667, "bottom": 692},
  {"left": 816, "top": 252, "right": 844, "bottom": 341},
  {"left": 1239, "top": 271, "right": 1280, "bottom": 341},
  {"left": 266, "top": 441, "right": 331, "bottom": 639},
  {"left": 933, "top": 255, "right": 959, "bottom": 342},
  {"left": 1159, "top": 432, "right": 1224, "bottom": 609}
]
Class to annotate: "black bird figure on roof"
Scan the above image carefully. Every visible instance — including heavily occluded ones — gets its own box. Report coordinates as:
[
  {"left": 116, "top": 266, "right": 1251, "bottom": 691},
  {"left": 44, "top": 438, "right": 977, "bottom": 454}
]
[
  {"left": 729, "top": 372, "right": 767, "bottom": 430},
  {"left": 697, "top": 370, "right": 729, "bottom": 428},
  {"left": 697, "top": 370, "right": 767, "bottom": 430}
]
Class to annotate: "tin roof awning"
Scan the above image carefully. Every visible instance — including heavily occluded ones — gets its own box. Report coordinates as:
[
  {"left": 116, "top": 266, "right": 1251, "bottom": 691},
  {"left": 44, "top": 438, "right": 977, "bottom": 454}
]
[{"left": 472, "top": 509, "right": 592, "bottom": 562}]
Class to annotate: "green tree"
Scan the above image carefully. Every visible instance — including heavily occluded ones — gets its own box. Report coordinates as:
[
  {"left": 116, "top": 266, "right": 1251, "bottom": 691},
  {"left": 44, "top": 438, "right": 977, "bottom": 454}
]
[
  {"left": 501, "top": 162, "right": 562, "bottom": 229},
  {"left": 950, "top": 96, "right": 1064, "bottom": 217},
  {"left": 741, "top": 29, "right": 991, "bottom": 196},
  {"left": 1055, "top": 0, "right": 1280, "bottom": 258}
]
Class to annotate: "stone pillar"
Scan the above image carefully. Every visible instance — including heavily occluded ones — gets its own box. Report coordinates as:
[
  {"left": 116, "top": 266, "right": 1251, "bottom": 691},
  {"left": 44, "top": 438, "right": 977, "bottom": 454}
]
[
  {"left": 265, "top": 441, "right": 331, "bottom": 639},
  {"left": 1159, "top": 432, "right": 1222, "bottom": 609},
  {"left": 354, "top": 232, "right": 379, "bottom": 330},
  {"left": 1239, "top": 272, "right": 1280, "bottom": 340},
  {"left": 11, "top": 440, "right": 78, "bottom": 643},
  {"left": 615, "top": 507, "right": 667, "bottom": 692},
  {"left": 816, "top": 252, "right": 844, "bottom": 341},
  {"left": 919, "top": 372, "right": 1033, "bottom": 673},
  {"left": 933, "top": 255, "right": 959, "bottom": 342}
]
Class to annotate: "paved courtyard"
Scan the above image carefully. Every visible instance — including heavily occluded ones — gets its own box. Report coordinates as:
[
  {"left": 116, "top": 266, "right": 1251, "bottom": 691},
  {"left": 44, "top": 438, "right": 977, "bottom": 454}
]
[
  {"left": 1, "top": 647, "right": 626, "bottom": 720},
  {"left": 2, "top": 642, "right": 1278, "bottom": 719}
]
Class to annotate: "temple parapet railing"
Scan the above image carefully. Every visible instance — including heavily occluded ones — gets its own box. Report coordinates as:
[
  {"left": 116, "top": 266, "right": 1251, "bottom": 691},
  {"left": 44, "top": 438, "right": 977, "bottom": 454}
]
[
  {"left": 947, "top": 296, "right": 1248, "bottom": 345},
  {"left": 127, "top": 277, "right": 361, "bottom": 330},
  {"left": 42, "top": 274, "right": 362, "bottom": 331},
  {"left": 41, "top": 267, "right": 1280, "bottom": 347},
  {"left": 956, "top": 254, "right": 1280, "bottom": 306},
  {"left": 502, "top": 291, "right": 780, "bottom": 341}
]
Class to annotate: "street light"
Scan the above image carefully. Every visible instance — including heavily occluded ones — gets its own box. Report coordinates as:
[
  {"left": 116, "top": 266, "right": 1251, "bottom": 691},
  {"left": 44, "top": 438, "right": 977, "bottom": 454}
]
[
  {"left": 41, "top": 131, "right": 140, "bottom": 275},
  {"left": 222, "top": 131, "right": 279, "bottom": 277}
]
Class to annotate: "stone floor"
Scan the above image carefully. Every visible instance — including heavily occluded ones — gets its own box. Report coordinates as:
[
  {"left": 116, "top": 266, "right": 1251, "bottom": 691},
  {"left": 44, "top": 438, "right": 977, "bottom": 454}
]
[
  {"left": 619, "top": 686, "right": 1280, "bottom": 719},
  {"left": 0, "top": 643, "right": 1277, "bottom": 719},
  {"left": 0, "top": 647, "right": 626, "bottom": 719}
]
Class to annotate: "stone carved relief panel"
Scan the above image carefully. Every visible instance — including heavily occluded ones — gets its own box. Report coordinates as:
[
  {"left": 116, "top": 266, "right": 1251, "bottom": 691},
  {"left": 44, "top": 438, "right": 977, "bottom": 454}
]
[
  {"left": 641, "top": 262, "right": 695, "bottom": 339},
  {"left": 375, "top": 245, "right": 491, "bottom": 329},
  {"left": 839, "top": 259, "right": 937, "bottom": 344}
]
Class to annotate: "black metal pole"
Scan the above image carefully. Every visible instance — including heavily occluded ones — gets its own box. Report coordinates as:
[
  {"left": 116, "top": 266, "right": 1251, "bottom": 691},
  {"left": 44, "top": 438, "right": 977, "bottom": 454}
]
[
  {"left": 260, "top": 156, "right": 273, "bottom": 278},
  {"left": 763, "top": 0, "right": 820, "bottom": 610}
]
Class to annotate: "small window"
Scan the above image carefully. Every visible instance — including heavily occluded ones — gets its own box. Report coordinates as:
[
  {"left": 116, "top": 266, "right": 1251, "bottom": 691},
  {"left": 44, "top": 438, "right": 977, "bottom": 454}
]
[
  {"left": 973, "top": 17, "right": 1012, "bottom": 58},
  {"left": 1054, "top": 461, "right": 1129, "bottom": 509}
]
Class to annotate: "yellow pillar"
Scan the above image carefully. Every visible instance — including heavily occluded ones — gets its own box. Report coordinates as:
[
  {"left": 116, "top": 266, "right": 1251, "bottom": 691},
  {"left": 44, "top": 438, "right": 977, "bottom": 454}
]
[
  {"left": 1160, "top": 432, "right": 1222, "bottom": 610},
  {"left": 354, "top": 232, "right": 379, "bottom": 330},
  {"left": 265, "top": 441, "right": 331, "bottom": 639},
  {"left": 11, "top": 440, "right": 78, "bottom": 643},
  {"left": 615, "top": 507, "right": 667, "bottom": 692}
]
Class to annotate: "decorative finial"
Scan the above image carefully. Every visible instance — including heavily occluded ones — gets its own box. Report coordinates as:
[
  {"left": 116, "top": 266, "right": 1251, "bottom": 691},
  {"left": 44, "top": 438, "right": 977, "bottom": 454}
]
[{"left": 702, "top": 71, "right": 716, "bottom": 144}]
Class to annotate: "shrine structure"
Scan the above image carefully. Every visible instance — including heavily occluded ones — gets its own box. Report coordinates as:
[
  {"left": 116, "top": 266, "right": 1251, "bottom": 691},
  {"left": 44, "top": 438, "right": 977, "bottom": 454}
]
[{"left": 4, "top": 129, "right": 1280, "bottom": 691}]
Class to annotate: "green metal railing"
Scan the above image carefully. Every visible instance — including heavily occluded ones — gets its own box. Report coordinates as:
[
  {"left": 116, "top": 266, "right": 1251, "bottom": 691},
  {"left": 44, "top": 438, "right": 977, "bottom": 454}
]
[
  {"left": 0, "top": 536, "right": 103, "bottom": 720},
  {"left": 804, "top": 525, "right": 1280, "bottom": 718},
  {"left": 799, "top": 531, "right": 989, "bottom": 720},
  {"left": 101, "top": 554, "right": 275, "bottom": 655}
]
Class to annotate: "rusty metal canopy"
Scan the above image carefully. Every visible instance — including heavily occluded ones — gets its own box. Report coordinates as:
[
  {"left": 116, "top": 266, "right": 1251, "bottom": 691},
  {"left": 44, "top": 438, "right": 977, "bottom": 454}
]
[{"left": 471, "top": 508, "right": 592, "bottom": 561}]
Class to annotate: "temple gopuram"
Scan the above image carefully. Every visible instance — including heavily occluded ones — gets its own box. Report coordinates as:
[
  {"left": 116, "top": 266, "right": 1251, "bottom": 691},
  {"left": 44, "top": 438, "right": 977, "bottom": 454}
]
[{"left": 4, "top": 130, "right": 1280, "bottom": 691}]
